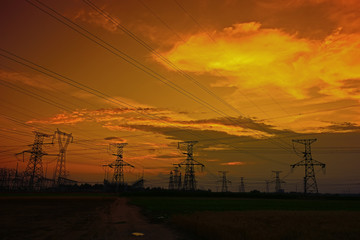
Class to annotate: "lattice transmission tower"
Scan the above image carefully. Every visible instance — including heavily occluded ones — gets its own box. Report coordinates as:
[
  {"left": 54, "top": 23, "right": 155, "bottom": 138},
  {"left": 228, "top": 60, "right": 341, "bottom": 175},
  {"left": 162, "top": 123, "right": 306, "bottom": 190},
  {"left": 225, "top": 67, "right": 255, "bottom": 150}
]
[
  {"left": 178, "top": 141, "right": 204, "bottom": 191},
  {"left": 16, "top": 131, "right": 54, "bottom": 190},
  {"left": 106, "top": 143, "right": 134, "bottom": 190},
  {"left": 173, "top": 166, "right": 182, "bottom": 190},
  {"left": 291, "top": 139, "right": 325, "bottom": 194},
  {"left": 218, "top": 171, "right": 231, "bottom": 192},
  {"left": 271, "top": 171, "right": 285, "bottom": 193},
  {"left": 169, "top": 165, "right": 182, "bottom": 190},
  {"left": 168, "top": 170, "right": 174, "bottom": 190},
  {"left": 53, "top": 129, "right": 73, "bottom": 186},
  {"left": 239, "top": 177, "right": 245, "bottom": 193},
  {"left": 265, "top": 180, "right": 270, "bottom": 193}
]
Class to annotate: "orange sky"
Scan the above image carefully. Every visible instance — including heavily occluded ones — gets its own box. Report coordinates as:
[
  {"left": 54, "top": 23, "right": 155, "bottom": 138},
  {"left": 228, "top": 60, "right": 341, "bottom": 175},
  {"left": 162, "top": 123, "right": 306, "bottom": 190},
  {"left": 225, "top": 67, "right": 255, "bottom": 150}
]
[{"left": 0, "top": 0, "right": 359, "bottom": 193}]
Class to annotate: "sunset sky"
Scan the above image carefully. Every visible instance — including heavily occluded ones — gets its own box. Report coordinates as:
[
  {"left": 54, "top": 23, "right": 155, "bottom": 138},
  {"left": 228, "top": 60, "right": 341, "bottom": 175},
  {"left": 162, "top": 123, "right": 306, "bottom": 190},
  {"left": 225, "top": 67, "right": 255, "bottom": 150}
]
[{"left": 0, "top": 0, "right": 359, "bottom": 193}]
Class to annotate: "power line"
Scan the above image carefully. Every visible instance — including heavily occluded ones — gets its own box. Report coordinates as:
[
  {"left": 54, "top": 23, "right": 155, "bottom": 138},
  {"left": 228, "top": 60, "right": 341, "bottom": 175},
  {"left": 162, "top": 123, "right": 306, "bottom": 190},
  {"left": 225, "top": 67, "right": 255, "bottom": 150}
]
[
  {"left": 0, "top": 50, "right": 291, "bottom": 166},
  {"left": 81, "top": 0, "right": 294, "bottom": 153}
]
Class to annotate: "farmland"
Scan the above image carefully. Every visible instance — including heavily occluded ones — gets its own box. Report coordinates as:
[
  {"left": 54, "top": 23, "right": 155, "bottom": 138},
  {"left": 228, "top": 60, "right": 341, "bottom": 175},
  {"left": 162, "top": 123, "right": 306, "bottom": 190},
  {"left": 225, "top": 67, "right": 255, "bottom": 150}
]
[
  {"left": 1, "top": 194, "right": 359, "bottom": 240},
  {"left": 130, "top": 196, "right": 360, "bottom": 240},
  {"left": 0, "top": 194, "right": 116, "bottom": 240}
]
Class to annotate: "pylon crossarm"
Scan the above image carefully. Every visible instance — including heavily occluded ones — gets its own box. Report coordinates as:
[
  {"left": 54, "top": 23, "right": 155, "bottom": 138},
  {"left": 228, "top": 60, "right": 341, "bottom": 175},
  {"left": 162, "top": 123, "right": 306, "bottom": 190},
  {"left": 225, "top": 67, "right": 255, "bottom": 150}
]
[
  {"left": 177, "top": 159, "right": 189, "bottom": 166},
  {"left": 124, "top": 162, "right": 135, "bottom": 168},
  {"left": 193, "top": 159, "right": 205, "bottom": 166},
  {"left": 291, "top": 162, "right": 304, "bottom": 168},
  {"left": 312, "top": 159, "right": 326, "bottom": 167}
]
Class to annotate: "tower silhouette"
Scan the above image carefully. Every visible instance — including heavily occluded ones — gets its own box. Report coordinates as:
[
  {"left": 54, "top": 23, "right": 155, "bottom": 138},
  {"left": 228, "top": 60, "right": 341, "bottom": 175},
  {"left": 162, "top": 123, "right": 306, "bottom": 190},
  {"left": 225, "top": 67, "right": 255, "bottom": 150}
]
[
  {"left": 271, "top": 171, "right": 285, "bottom": 193},
  {"left": 106, "top": 143, "right": 134, "bottom": 191},
  {"left": 16, "top": 132, "right": 53, "bottom": 190},
  {"left": 178, "top": 141, "right": 204, "bottom": 191},
  {"left": 218, "top": 171, "right": 231, "bottom": 192},
  {"left": 291, "top": 139, "right": 325, "bottom": 193},
  {"left": 53, "top": 129, "right": 73, "bottom": 186},
  {"left": 239, "top": 177, "right": 245, "bottom": 193}
]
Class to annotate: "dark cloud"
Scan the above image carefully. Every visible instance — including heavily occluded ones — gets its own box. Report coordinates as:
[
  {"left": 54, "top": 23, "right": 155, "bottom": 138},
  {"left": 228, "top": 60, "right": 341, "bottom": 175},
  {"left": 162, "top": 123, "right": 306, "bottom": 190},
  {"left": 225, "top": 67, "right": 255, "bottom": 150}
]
[
  {"left": 110, "top": 115, "right": 295, "bottom": 140},
  {"left": 156, "top": 154, "right": 182, "bottom": 159},
  {"left": 323, "top": 122, "right": 360, "bottom": 132},
  {"left": 104, "top": 136, "right": 124, "bottom": 141},
  {"left": 341, "top": 79, "right": 360, "bottom": 95}
]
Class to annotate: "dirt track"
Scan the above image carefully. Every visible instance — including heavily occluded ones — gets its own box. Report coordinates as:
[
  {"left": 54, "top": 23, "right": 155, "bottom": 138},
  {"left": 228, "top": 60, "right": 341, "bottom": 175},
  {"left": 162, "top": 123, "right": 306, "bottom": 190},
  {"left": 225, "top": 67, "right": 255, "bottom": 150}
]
[{"left": 88, "top": 198, "right": 179, "bottom": 240}]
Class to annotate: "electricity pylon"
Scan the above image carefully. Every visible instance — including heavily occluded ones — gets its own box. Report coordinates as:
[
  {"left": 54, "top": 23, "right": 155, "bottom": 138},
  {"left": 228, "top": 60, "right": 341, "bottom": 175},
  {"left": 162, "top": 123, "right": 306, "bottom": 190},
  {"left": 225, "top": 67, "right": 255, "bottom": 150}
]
[
  {"left": 291, "top": 139, "right": 325, "bottom": 194},
  {"left": 173, "top": 166, "right": 182, "bottom": 190},
  {"left": 106, "top": 143, "right": 134, "bottom": 191},
  {"left": 169, "top": 165, "right": 182, "bottom": 190},
  {"left": 218, "top": 171, "right": 231, "bottom": 192},
  {"left": 265, "top": 180, "right": 270, "bottom": 193},
  {"left": 16, "top": 131, "right": 54, "bottom": 190},
  {"left": 239, "top": 177, "right": 245, "bottom": 193},
  {"left": 53, "top": 129, "right": 73, "bottom": 186},
  {"left": 271, "top": 171, "right": 285, "bottom": 193},
  {"left": 178, "top": 141, "right": 204, "bottom": 191},
  {"left": 168, "top": 170, "right": 174, "bottom": 190}
]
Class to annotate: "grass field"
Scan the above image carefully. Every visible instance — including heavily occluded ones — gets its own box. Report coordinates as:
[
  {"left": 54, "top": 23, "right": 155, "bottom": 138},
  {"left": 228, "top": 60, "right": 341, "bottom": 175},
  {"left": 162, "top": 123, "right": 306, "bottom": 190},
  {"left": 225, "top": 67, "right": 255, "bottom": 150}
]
[
  {"left": 172, "top": 211, "right": 360, "bottom": 240},
  {"left": 130, "top": 197, "right": 360, "bottom": 218},
  {"left": 130, "top": 197, "right": 360, "bottom": 240}
]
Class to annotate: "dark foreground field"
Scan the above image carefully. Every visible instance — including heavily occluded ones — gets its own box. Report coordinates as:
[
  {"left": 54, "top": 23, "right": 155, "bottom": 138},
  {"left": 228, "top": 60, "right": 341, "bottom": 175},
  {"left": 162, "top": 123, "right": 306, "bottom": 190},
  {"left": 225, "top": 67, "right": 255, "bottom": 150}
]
[
  {"left": 1, "top": 195, "right": 359, "bottom": 240},
  {"left": 130, "top": 197, "right": 360, "bottom": 240},
  {"left": 0, "top": 195, "right": 115, "bottom": 239},
  {"left": 0, "top": 194, "right": 179, "bottom": 240},
  {"left": 172, "top": 211, "right": 360, "bottom": 240}
]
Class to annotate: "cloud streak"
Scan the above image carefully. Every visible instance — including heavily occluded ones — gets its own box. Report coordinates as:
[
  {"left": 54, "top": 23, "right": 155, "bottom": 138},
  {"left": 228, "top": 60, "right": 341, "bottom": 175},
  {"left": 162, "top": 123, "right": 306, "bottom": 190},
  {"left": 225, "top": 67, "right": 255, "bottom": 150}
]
[{"left": 28, "top": 107, "right": 292, "bottom": 140}]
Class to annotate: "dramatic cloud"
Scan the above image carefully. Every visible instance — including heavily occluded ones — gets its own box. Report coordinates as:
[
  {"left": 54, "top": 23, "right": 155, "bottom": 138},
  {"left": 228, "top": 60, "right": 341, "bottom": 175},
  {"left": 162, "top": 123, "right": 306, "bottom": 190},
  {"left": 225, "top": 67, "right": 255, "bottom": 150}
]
[{"left": 157, "top": 22, "right": 360, "bottom": 99}]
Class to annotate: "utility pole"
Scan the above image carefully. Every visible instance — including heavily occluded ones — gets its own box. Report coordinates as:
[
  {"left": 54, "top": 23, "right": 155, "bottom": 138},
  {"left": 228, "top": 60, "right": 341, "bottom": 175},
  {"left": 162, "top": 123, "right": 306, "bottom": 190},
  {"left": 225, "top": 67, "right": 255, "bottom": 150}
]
[
  {"left": 178, "top": 141, "right": 204, "bottom": 191},
  {"left": 16, "top": 131, "right": 53, "bottom": 190},
  {"left": 53, "top": 129, "right": 73, "bottom": 186},
  {"left": 218, "top": 171, "right": 231, "bottom": 192},
  {"left": 239, "top": 177, "right": 245, "bottom": 193},
  {"left": 106, "top": 143, "right": 134, "bottom": 191},
  {"left": 271, "top": 171, "right": 285, "bottom": 193},
  {"left": 291, "top": 139, "right": 325, "bottom": 194}
]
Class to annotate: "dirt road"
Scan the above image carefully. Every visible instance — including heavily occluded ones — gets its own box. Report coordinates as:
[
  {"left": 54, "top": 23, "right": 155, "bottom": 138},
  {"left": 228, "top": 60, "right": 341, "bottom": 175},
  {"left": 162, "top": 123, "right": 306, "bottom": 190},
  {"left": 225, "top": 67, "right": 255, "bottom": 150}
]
[{"left": 88, "top": 198, "right": 180, "bottom": 240}]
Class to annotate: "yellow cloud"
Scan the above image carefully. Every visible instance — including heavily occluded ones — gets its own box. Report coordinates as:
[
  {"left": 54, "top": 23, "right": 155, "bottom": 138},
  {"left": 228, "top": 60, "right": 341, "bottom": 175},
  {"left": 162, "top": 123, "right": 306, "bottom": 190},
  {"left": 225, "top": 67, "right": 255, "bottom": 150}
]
[{"left": 157, "top": 22, "right": 360, "bottom": 99}]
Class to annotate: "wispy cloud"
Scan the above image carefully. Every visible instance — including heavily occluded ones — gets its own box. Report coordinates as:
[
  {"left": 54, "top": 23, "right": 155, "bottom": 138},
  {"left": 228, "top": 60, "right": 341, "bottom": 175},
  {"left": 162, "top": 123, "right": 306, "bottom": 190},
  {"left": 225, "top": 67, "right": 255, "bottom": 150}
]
[
  {"left": 28, "top": 107, "right": 290, "bottom": 139},
  {"left": 71, "top": 7, "right": 119, "bottom": 33},
  {"left": 320, "top": 121, "right": 360, "bottom": 133},
  {"left": 0, "top": 69, "right": 67, "bottom": 91},
  {"left": 220, "top": 161, "right": 246, "bottom": 166}
]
